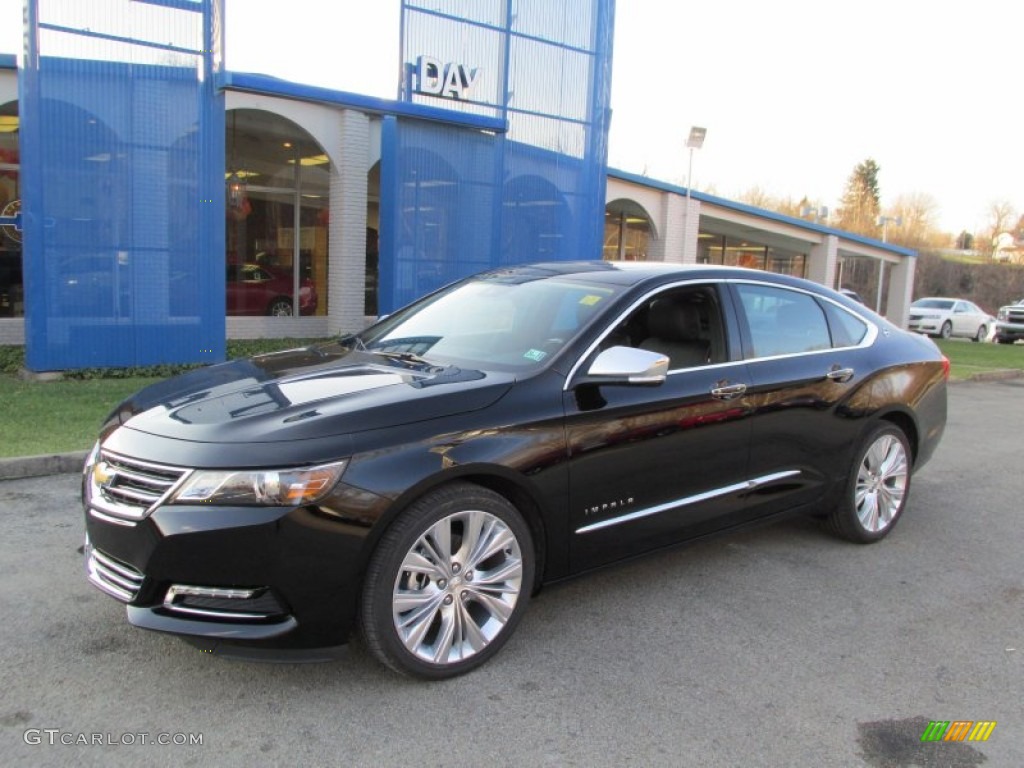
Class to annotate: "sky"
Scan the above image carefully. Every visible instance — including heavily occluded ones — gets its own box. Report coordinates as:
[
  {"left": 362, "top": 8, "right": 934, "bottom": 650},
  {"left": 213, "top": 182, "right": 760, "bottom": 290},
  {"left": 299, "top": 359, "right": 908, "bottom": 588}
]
[{"left": 1, "top": 0, "right": 1019, "bottom": 235}]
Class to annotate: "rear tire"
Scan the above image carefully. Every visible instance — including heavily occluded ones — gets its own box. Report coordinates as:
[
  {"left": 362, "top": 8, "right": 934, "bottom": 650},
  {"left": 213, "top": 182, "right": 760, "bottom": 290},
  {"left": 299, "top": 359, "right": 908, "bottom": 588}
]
[
  {"left": 827, "top": 423, "right": 911, "bottom": 544},
  {"left": 360, "top": 483, "right": 534, "bottom": 679}
]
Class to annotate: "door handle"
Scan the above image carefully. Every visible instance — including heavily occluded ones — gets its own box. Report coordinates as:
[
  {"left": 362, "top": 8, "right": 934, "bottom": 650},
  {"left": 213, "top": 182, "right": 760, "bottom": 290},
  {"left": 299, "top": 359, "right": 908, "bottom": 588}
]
[
  {"left": 826, "top": 366, "right": 855, "bottom": 383},
  {"left": 710, "top": 382, "right": 747, "bottom": 400}
]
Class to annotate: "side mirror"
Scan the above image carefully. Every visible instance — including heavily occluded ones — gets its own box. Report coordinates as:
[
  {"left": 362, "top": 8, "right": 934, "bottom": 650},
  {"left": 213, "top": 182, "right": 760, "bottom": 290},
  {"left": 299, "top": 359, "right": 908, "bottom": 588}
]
[{"left": 582, "top": 346, "right": 668, "bottom": 386}]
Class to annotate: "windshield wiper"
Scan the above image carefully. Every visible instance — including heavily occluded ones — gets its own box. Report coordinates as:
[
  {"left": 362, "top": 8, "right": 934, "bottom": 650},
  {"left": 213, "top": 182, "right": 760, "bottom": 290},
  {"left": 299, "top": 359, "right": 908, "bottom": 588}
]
[
  {"left": 369, "top": 349, "right": 434, "bottom": 367},
  {"left": 338, "top": 333, "right": 368, "bottom": 352}
]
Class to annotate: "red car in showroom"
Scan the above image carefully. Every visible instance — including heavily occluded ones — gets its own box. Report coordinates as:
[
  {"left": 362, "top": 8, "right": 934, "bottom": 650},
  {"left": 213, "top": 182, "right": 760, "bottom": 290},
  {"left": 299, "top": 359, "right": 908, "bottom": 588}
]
[{"left": 227, "top": 262, "right": 317, "bottom": 316}]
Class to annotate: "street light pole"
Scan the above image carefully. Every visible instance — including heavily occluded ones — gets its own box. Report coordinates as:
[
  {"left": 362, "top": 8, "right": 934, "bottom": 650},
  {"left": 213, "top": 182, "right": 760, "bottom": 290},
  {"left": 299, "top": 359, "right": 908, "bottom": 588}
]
[{"left": 682, "top": 126, "right": 706, "bottom": 262}]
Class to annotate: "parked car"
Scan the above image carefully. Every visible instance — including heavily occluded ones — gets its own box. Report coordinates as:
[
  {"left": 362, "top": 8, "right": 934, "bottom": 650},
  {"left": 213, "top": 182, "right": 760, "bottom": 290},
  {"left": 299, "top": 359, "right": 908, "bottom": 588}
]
[
  {"left": 226, "top": 262, "right": 317, "bottom": 316},
  {"left": 83, "top": 262, "right": 948, "bottom": 678},
  {"left": 839, "top": 287, "right": 865, "bottom": 304},
  {"left": 907, "top": 297, "right": 992, "bottom": 341},
  {"left": 994, "top": 298, "right": 1024, "bottom": 344}
]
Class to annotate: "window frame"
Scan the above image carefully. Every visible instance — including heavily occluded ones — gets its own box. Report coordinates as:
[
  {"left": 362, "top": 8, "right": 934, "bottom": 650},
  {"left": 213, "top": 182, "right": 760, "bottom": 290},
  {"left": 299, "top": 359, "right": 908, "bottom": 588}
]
[{"left": 726, "top": 280, "right": 877, "bottom": 362}]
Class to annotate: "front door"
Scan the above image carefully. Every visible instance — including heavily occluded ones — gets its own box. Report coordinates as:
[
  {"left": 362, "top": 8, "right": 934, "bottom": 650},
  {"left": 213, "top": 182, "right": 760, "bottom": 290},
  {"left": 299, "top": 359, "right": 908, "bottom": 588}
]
[{"left": 564, "top": 283, "right": 755, "bottom": 572}]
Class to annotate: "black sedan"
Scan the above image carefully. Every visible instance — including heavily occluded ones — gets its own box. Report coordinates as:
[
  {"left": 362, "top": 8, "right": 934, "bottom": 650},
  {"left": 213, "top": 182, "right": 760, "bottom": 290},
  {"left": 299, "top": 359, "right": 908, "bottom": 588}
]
[{"left": 83, "top": 262, "right": 948, "bottom": 678}]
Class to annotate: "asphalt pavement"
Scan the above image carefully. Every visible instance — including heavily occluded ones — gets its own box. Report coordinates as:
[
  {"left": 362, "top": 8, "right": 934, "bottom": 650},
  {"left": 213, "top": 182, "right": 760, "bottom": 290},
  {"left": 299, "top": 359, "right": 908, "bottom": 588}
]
[{"left": 1, "top": 380, "right": 1021, "bottom": 767}]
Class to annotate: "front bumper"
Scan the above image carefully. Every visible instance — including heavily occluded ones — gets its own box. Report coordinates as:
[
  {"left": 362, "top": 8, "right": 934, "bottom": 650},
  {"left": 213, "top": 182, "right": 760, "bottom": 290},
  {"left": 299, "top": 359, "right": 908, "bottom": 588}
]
[
  {"left": 907, "top": 319, "right": 942, "bottom": 335},
  {"left": 994, "top": 321, "right": 1024, "bottom": 341},
  {"left": 83, "top": 482, "right": 385, "bottom": 652}
]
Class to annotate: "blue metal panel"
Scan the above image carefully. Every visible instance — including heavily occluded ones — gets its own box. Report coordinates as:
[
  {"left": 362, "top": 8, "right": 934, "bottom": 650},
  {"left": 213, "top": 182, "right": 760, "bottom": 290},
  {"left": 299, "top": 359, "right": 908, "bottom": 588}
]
[
  {"left": 20, "top": 0, "right": 224, "bottom": 371},
  {"left": 385, "top": 0, "right": 615, "bottom": 313}
]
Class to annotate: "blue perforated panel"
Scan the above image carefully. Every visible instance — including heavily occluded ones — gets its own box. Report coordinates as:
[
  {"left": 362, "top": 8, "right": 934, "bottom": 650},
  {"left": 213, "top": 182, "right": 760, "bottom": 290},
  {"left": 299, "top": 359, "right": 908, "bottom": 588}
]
[
  {"left": 383, "top": 0, "right": 614, "bottom": 312},
  {"left": 21, "top": 0, "right": 224, "bottom": 370}
]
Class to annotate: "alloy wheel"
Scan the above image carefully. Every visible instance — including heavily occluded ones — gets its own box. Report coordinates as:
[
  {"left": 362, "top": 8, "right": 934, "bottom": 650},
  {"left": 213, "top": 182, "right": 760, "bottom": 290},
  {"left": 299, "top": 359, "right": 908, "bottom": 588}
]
[
  {"left": 854, "top": 434, "right": 909, "bottom": 533},
  {"left": 391, "top": 509, "right": 524, "bottom": 665}
]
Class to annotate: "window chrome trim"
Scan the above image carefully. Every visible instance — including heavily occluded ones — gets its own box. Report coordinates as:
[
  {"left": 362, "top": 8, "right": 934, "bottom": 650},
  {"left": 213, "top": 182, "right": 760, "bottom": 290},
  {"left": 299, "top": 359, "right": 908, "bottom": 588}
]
[
  {"left": 575, "top": 470, "right": 801, "bottom": 534},
  {"left": 564, "top": 276, "right": 878, "bottom": 391},
  {"left": 564, "top": 278, "right": 735, "bottom": 391},
  {"left": 730, "top": 279, "right": 878, "bottom": 362}
]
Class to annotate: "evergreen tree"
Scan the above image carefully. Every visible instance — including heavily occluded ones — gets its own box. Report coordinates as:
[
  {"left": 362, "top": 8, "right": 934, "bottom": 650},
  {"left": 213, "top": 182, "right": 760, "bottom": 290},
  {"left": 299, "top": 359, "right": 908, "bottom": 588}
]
[{"left": 837, "top": 158, "right": 881, "bottom": 237}]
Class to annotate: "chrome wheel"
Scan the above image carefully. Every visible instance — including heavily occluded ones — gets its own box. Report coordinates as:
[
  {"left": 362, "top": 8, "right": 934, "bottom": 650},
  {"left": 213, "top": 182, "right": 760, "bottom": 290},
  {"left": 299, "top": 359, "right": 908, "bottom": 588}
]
[
  {"left": 854, "top": 433, "right": 908, "bottom": 533},
  {"left": 392, "top": 510, "right": 523, "bottom": 664},
  {"left": 362, "top": 483, "right": 533, "bottom": 678}
]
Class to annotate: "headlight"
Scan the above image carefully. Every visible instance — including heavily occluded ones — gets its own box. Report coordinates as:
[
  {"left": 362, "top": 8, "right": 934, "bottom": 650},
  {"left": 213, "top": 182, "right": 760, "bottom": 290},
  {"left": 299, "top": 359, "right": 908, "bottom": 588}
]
[
  {"left": 83, "top": 440, "right": 101, "bottom": 476},
  {"left": 170, "top": 461, "right": 348, "bottom": 507},
  {"left": 998, "top": 309, "right": 1007, "bottom": 321}
]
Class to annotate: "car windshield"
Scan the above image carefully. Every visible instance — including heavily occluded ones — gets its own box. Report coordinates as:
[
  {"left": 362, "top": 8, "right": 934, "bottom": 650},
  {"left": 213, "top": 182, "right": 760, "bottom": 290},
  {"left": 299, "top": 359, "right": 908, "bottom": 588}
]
[
  {"left": 912, "top": 299, "right": 955, "bottom": 309},
  {"left": 357, "top": 272, "right": 624, "bottom": 371}
]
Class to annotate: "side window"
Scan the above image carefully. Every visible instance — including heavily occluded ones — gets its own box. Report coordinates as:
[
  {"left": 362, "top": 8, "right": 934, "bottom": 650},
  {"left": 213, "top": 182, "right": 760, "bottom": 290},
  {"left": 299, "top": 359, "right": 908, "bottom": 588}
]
[
  {"left": 601, "top": 285, "right": 726, "bottom": 370},
  {"left": 736, "top": 284, "right": 831, "bottom": 357},
  {"left": 822, "top": 301, "right": 869, "bottom": 348}
]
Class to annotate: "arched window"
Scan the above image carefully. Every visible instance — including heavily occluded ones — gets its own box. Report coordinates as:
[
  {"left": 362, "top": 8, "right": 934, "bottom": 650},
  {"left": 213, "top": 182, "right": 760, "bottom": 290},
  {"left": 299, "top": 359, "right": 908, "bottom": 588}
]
[
  {"left": 604, "top": 199, "right": 653, "bottom": 261},
  {"left": 0, "top": 100, "right": 20, "bottom": 317},
  {"left": 225, "top": 109, "right": 330, "bottom": 317}
]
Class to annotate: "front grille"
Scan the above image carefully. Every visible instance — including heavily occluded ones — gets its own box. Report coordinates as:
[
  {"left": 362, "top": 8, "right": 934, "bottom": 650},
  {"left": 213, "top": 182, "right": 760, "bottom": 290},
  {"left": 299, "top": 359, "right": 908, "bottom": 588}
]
[
  {"left": 85, "top": 543, "right": 145, "bottom": 603},
  {"left": 89, "top": 450, "right": 190, "bottom": 521}
]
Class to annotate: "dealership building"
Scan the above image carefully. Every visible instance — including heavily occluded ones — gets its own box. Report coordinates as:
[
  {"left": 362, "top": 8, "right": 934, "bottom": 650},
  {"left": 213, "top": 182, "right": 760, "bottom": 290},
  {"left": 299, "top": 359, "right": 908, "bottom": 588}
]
[{"left": 0, "top": 1, "right": 915, "bottom": 371}]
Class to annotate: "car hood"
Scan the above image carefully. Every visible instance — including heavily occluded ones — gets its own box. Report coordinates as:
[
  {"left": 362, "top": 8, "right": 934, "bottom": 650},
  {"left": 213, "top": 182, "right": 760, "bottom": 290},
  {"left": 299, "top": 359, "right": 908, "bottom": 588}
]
[{"left": 110, "top": 343, "right": 514, "bottom": 445}]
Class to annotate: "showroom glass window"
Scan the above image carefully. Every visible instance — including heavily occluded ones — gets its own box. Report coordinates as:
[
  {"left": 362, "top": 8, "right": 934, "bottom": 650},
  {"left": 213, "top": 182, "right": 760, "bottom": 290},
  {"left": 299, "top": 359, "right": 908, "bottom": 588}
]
[
  {"left": 0, "top": 100, "right": 20, "bottom": 318},
  {"left": 225, "top": 109, "right": 329, "bottom": 317},
  {"left": 603, "top": 201, "right": 651, "bottom": 261}
]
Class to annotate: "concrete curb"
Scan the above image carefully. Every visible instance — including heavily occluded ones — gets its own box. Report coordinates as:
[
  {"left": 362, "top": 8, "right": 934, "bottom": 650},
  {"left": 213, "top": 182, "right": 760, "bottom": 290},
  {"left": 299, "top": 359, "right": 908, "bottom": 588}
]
[
  {"left": 1, "top": 371, "right": 1021, "bottom": 482},
  {"left": 955, "top": 369, "right": 1024, "bottom": 383},
  {"left": 0, "top": 451, "right": 88, "bottom": 481}
]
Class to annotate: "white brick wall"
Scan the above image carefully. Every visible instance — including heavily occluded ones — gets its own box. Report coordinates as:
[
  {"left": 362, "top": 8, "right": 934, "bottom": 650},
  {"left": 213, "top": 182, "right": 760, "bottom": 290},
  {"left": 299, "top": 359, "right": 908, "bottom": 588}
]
[
  {"left": 327, "top": 110, "right": 371, "bottom": 337},
  {"left": 0, "top": 319, "right": 24, "bottom": 345},
  {"left": 659, "top": 195, "right": 688, "bottom": 264},
  {"left": 807, "top": 235, "right": 839, "bottom": 286}
]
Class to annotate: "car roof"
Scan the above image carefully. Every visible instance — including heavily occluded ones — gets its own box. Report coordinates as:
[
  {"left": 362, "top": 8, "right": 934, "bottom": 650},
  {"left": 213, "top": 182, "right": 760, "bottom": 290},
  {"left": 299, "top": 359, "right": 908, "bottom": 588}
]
[{"left": 480, "top": 260, "right": 822, "bottom": 291}]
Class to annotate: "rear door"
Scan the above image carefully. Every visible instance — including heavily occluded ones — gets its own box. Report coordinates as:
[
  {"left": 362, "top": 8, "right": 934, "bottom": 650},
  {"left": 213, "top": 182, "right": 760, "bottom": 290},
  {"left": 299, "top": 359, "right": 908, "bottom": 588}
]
[{"left": 730, "top": 281, "right": 875, "bottom": 517}]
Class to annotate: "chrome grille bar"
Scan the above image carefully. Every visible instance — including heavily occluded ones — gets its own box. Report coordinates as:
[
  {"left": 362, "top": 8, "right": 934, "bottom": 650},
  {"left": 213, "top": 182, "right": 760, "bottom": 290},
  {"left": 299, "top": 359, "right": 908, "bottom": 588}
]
[
  {"left": 85, "top": 544, "right": 145, "bottom": 603},
  {"left": 88, "top": 450, "right": 191, "bottom": 521}
]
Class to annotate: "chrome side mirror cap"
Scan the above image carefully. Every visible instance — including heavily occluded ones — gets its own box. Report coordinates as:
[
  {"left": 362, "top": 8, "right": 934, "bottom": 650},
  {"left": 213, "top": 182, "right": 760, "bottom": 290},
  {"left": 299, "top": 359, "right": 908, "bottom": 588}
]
[{"left": 584, "top": 346, "right": 668, "bottom": 386}]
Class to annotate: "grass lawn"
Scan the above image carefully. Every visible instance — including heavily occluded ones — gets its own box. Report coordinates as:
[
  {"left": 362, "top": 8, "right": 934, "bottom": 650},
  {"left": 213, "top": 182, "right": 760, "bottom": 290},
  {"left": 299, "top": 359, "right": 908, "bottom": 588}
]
[
  {"left": 0, "top": 337, "right": 1020, "bottom": 460},
  {"left": 934, "top": 338, "right": 1024, "bottom": 380},
  {"left": 0, "top": 376, "right": 162, "bottom": 458}
]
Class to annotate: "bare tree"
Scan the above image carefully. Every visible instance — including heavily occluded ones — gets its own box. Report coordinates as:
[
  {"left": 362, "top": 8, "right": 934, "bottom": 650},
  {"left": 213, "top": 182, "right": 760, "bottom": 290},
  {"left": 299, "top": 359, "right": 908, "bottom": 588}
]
[
  {"left": 885, "top": 193, "right": 943, "bottom": 249},
  {"left": 987, "top": 200, "right": 1017, "bottom": 253}
]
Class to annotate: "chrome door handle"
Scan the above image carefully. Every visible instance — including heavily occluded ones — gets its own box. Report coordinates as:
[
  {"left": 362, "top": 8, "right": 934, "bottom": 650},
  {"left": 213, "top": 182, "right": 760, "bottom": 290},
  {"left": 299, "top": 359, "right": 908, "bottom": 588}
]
[
  {"left": 826, "top": 367, "right": 855, "bottom": 383},
  {"left": 710, "top": 382, "right": 747, "bottom": 400}
]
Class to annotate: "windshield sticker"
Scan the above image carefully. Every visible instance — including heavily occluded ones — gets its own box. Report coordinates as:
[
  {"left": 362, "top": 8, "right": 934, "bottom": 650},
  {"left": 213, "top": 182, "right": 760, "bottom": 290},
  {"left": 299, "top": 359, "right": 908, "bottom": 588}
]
[
  {"left": 523, "top": 349, "right": 548, "bottom": 362},
  {"left": 579, "top": 295, "right": 604, "bottom": 306}
]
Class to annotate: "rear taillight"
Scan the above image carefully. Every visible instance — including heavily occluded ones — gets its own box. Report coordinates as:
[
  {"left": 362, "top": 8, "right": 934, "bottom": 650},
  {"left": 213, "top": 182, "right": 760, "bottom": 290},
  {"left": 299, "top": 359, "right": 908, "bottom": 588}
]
[{"left": 941, "top": 356, "right": 950, "bottom": 379}]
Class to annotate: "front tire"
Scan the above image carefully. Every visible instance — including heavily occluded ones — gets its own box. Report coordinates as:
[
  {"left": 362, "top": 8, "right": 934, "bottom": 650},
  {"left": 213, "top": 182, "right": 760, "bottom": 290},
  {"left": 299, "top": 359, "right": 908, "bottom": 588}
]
[
  {"left": 361, "top": 483, "right": 534, "bottom": 679},
  {"left": 939, "top": 321, "right": 952, "bottom": 339},
  {"left": 827, "top": 423, "right": 911, "bottom": 543},
  {"left": 973, "top": 325, "right": 987, "bottom": 342},
  {"left": 267, "top": 298, "right": 293, "bottom": 316}
]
